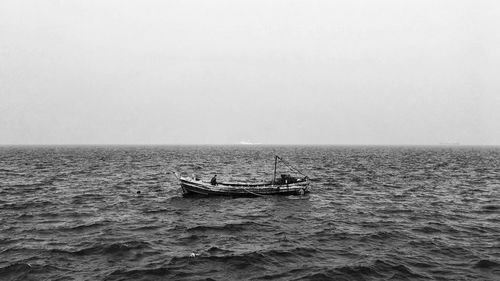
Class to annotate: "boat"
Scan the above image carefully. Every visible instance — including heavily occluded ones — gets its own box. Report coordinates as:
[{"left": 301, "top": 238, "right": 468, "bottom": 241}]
[{"left": 175, "top": 156, "right": 310, "bottom": 197}]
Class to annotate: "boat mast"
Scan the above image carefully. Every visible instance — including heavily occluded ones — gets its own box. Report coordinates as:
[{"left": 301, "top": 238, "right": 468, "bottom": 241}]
[{"left": 272, "top": 155, "right": 278, "bottom": 185}]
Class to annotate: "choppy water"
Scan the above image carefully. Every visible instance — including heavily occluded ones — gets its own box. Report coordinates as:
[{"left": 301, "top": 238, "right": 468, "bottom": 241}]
[{"left": 0, "top": 145, "right": 499, "bottom": 281}]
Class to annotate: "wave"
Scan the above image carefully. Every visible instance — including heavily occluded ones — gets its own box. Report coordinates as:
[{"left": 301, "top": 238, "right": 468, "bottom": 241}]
[
  {"left": 412, "top": 226, "right": 442, "bottom": 234},
  {"left": 0, "top": 261, "right": 71, "bottom": 281},
  {"left": 7, "top": 176, "right": 59, "bottom": 189},
  {"left": 170, "top": 246, "right": 319, "bottom": 268},
  {"left": 50, "top": 241, "right": 151, "bottom": 256},
  {"left": 473, "top": 259, "right": 500, "bottom": 269},
  {"left": 105, "top": 267, "right": 173, "bottom": 281},
  {"left": 129, "top": 225, "right": 163, "bottom": 231},
  {"left": 187, "top": 221, "right": 266, "bottom": 233},
  {"left": 0, "top": 200, "right": 54, "bottom": 210},
  {"left": 0, "top": 263, "right": 32, "bottom": 281},
  {"left": 292, "top": 259, "right": 427, "bottom": 281},
  {"left": 0, "top": 168, "right": 14, "bottom": 172},
  {"left": 225, "top": 258, "right": 430, "bottom": 280},
  {"left": 15, "top": 213, "right": 34, "bottom": 220},
  {"left": 177, "top": 234, "right": 206, "bottom": 243},
  {"left": 360, "top": 230, "right": 405, "bottom": 242},
  {"left": 378, "top": 208, "right": 415, "bottom": 214},
  {"left": 205, "top": 246, "right": 234, "bottom": 255},
  {"left": 56, "top": 221, "right": 107, "bottom": 232},
  {"left": 105, "top": 247, "right": 321, "bottom": 280},
  {"left": 71, "top": 193, "right": 107, "bottom": 203},
  {"left": 481, "top": 205, "right": 500, "bottom": 212}
]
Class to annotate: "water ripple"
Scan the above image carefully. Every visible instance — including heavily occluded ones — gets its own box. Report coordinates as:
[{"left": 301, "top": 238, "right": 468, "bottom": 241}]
[{"left": 0, "top": 145, "right": 499, "bottom": 280}]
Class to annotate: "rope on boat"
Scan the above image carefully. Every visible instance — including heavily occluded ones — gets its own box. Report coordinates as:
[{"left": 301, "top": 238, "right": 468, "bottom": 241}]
[
  {"left": 276, "top": 156, "right": 308, "bottom": 178},
  {"left": 242, "top": 188, "right": 266, "bottom": 197}
]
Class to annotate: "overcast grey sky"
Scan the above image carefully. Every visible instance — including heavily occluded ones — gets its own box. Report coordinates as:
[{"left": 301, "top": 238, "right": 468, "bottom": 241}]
[{"left": 1, "top": 0, "right": 499, "bottom": 145}]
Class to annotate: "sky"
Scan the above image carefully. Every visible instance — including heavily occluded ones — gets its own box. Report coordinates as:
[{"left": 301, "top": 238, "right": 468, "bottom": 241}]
[{"left": 1, "top": 0, "right": 499, "bottom": 145}]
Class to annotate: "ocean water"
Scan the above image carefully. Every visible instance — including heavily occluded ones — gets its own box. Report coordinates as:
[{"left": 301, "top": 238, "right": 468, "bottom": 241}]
[{"left": 0, "top": 145, "right": 499, "bottom": 281}]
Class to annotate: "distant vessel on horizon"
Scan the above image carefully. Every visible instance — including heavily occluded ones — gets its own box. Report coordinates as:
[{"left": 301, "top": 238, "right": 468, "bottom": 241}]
[{"left": 239, "top": 140, "right": 262, "bottom": 145}]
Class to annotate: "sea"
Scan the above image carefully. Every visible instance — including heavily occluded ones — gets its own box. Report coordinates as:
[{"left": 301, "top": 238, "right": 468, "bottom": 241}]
[{"left": 0, "top": 145, "right": 499, "bottom": 281}]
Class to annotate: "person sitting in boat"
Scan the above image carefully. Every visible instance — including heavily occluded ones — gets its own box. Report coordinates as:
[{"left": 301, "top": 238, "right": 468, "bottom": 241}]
[{"left": 211, "top": 174, "right": 217, "bottom": 185}]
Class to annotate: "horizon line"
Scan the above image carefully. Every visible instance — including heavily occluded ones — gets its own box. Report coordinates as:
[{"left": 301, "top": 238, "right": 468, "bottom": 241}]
[{"left": 1, "top": 143, "right": 499, "bottom": 147}]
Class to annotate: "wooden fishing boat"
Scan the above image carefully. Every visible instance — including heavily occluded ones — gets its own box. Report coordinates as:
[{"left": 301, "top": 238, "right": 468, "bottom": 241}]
[{"left": 175, "top": 156, "right": 310, "bottom": 197}]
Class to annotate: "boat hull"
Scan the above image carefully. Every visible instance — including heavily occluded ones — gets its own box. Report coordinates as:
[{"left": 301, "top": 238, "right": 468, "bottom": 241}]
[{"left": 179, "top": 177, "right": 310, "bottom": 197}]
